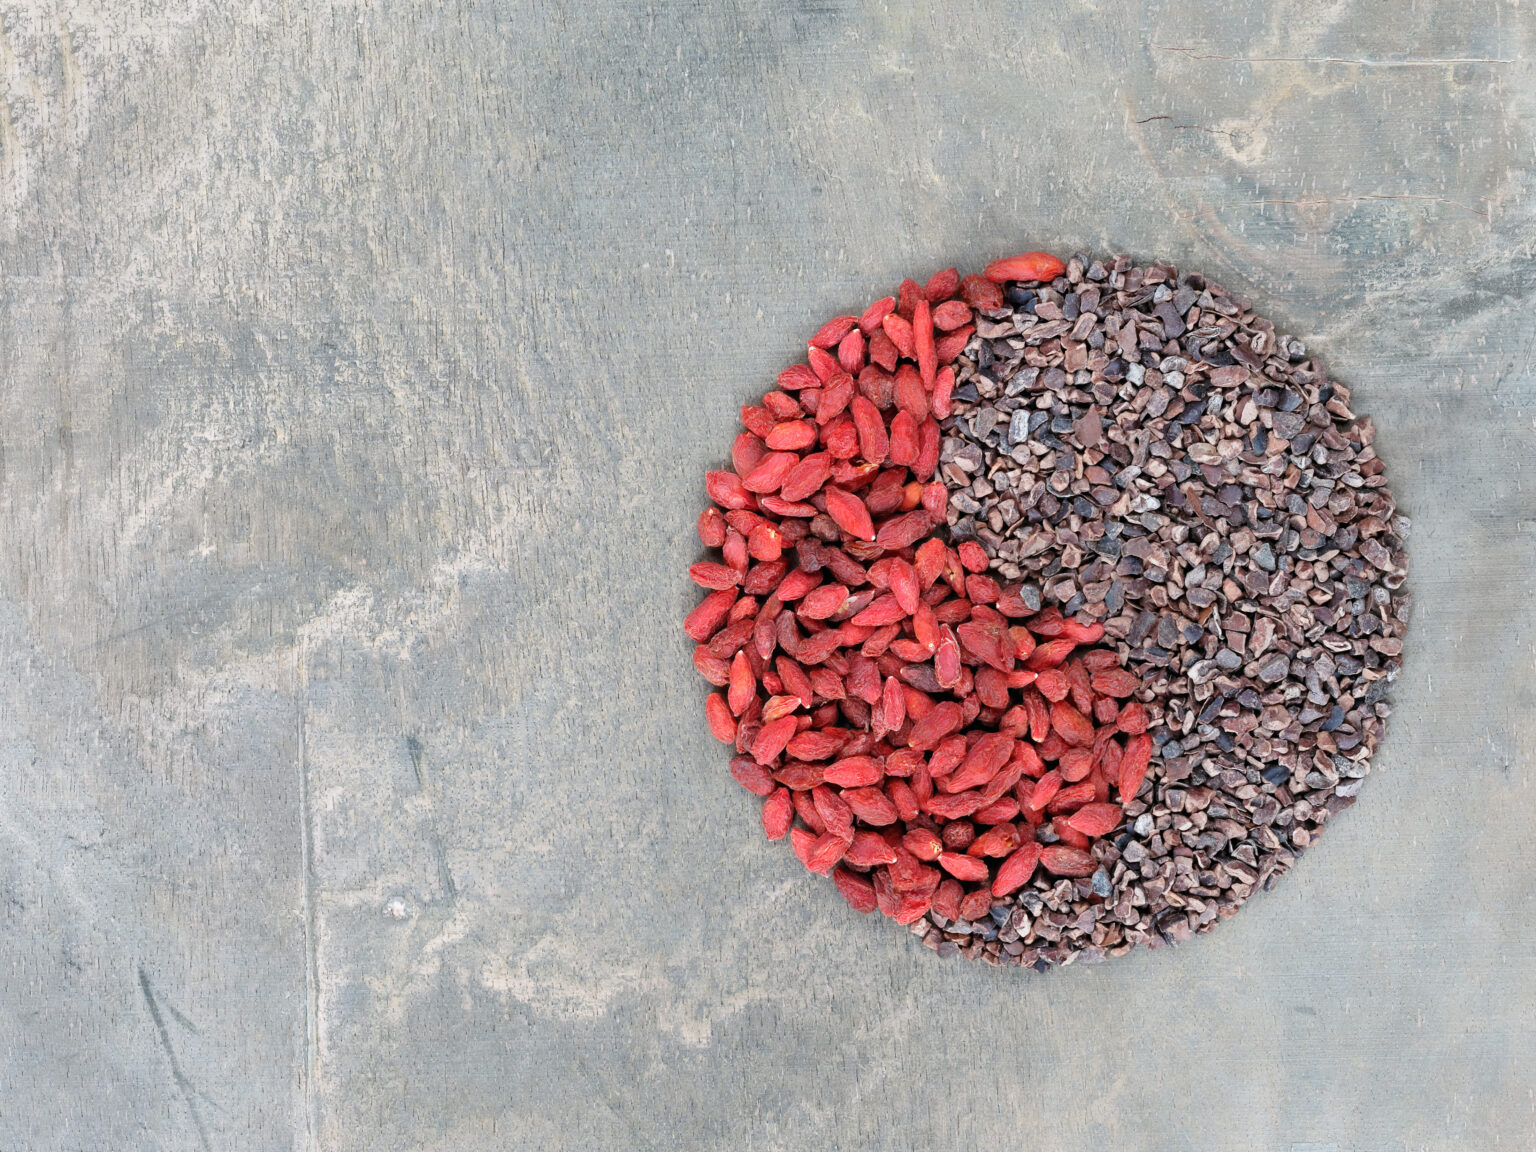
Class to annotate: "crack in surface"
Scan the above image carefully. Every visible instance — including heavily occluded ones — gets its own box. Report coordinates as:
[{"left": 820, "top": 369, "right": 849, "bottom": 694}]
[{"left": 1134, "top": 115, "right": 1239, "bottom": 138}]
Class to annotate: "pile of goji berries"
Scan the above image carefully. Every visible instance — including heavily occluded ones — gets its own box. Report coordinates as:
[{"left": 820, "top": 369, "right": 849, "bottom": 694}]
[{"left": 686, "top": 253, "right": 1155, "bottom": 930}]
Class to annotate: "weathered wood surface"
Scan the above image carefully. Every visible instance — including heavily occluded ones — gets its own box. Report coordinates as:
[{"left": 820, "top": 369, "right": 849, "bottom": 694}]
[{"left": 0, "top": 2, "right": 1532, "bottom": 1149}]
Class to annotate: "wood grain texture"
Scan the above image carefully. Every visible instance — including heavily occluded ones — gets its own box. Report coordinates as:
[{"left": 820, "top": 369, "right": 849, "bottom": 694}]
[{"left": 0, "top": 1, "right": 1532, "bottom": 1149}]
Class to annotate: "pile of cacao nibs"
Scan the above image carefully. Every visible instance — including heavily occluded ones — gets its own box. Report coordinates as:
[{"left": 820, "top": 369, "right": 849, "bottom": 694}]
[{"left": 686, "top": 250, "right": 1408, "bottom": 970}]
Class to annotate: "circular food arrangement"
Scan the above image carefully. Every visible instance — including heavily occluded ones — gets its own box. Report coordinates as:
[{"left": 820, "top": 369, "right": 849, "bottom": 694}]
[{"left": 686, "top": 252, "right": 1409, "bottom": 968}]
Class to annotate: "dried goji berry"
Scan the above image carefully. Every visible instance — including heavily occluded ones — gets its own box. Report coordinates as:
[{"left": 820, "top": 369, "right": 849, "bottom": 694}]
[
  {"left": 1025, "top": 770, "right": 1063, "bottom": 813},
  {"left": 812, "top": 784, "right": 854, "bottom": 837},
  {"left": 934, "top": 326, "right": 973, "bottom": 364},
  {"left": 932, "top": 877, "right": 963, "bottom": 920},
  {"left": 966, "top": 822, "right": 1021, "bottom": 858},
  {"left": 823, "top": 487, "right": 876, "bottom": 542},
  {"left": 832, "top": 866, "right": 878, "bottom": 912},
  {"left": 844, "top": 829, "right": 898, "bottom": 868},
  {"left": 858, "top": 296, "right": 896, "bottom": 335},
  {"left": 881, "top": 312, "right": 915, "bottom": 358},
  {"left": 931, "top": 365, "right": 955, "bottom": 419},
  {"left": 957, "top": 888, "right": 993, "bottom": 922},
  {"left": 937, "top": 851, "right": 990, "bottom": 882},
  {"left": 790, "top": 826, "right": 818, "bottom": 868},
  {"left": 912, "top": 298, "right": 936, "bottom": 391},
  {"left": 750, "top": 715, "right": 798, "bottom": 764},
  {"left": 924, "top": 267, "right": 960, "bottom": 301},
  {"left": 991, "top": 843, "right": 1042, "bottom": 897},
  {"left": 1050, "top": 701, "right": 1096, "bottom": 747},
  {"left": 958, "top": 273, "right": 1004, "bottom": 310},
  {"left": 842, "top": 786, "right": 899, "bottom": 826},
  {"left": 1090, "top": 667, "right": 1140, "bottom": 698},
  {"left": 887, "top": 779, "right": 920, "bottom": 823},
  {"left": 729, "top": 754, "right": 775, "bottom": 795},
  {"left": 1040, "top": 845, "right": 1096, "bottom": 877},
  {"left": 761, "top": 787, "right": 793, "bottom": 840},
  {"left": 1117, "top": 700, "right": 1149, "bottom": 735},
  {"left": 1064, "top": 802, "right": 1122, "bottom": 838},
  {"left": 1118, "top": 732, "right": 1153, "bottom": 802},
  {"left": 807, "top": 830, "right": 850, "bottom": 874},
  {"left": 823, "top": 754, "right": 883, "bottom": 787},
  {"left": 932, "top": 299, "right": 972, "bottom": 330},
  {"left": 705, "top": 693, "right": 737, "bottom": 743},
  {"left": 901, "top": 826, "right": 943, "bottom": 861},
  {"left": 982, "top": 251, "right": 1065, "bottom": 284},
  {"left": 837, "top": 328, "right": 866, "bottom": 375}
]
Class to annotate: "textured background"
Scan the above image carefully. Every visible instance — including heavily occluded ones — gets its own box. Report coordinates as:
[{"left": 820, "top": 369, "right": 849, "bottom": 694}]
[{"left": 1, "top": 2, "right": 1533, "bottom": 1150}]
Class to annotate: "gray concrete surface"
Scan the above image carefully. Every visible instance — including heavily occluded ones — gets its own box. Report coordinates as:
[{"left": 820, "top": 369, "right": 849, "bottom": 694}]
[{"left": 0, "top": 2, "right": 1532, "bottom": 1149}]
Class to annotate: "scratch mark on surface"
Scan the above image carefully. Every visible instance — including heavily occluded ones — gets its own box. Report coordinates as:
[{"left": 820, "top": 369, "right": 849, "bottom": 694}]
[
  {"left": 159, "top": 995, "right": 201, "bottom": 1036},
  {"left": 71, "top": 606, "right": 201, "bottom": 654},
  {"left": 1134, "top": 115, "right": 1238, "bottom": 139},
  {"left": 428, "top": 830, "right": 458, "bottom": 901},
  {"left": 1180, "top": 195, "right": 1492, "bottom": 222},
  {"left": 406, "top": 736, "right": 458, "bottom": 901},
  {"left": 406, "top": 734, "right": 429, "bottom": 793},
  {"left": 1153, "top": 45, "right": 1513, "bottom": 65},
  {"left": 298, "top": 647, "right": 321, "bottom": 1152},
  {"left": 138, "top": 966, "right": 213, "bottom": 1152}
]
